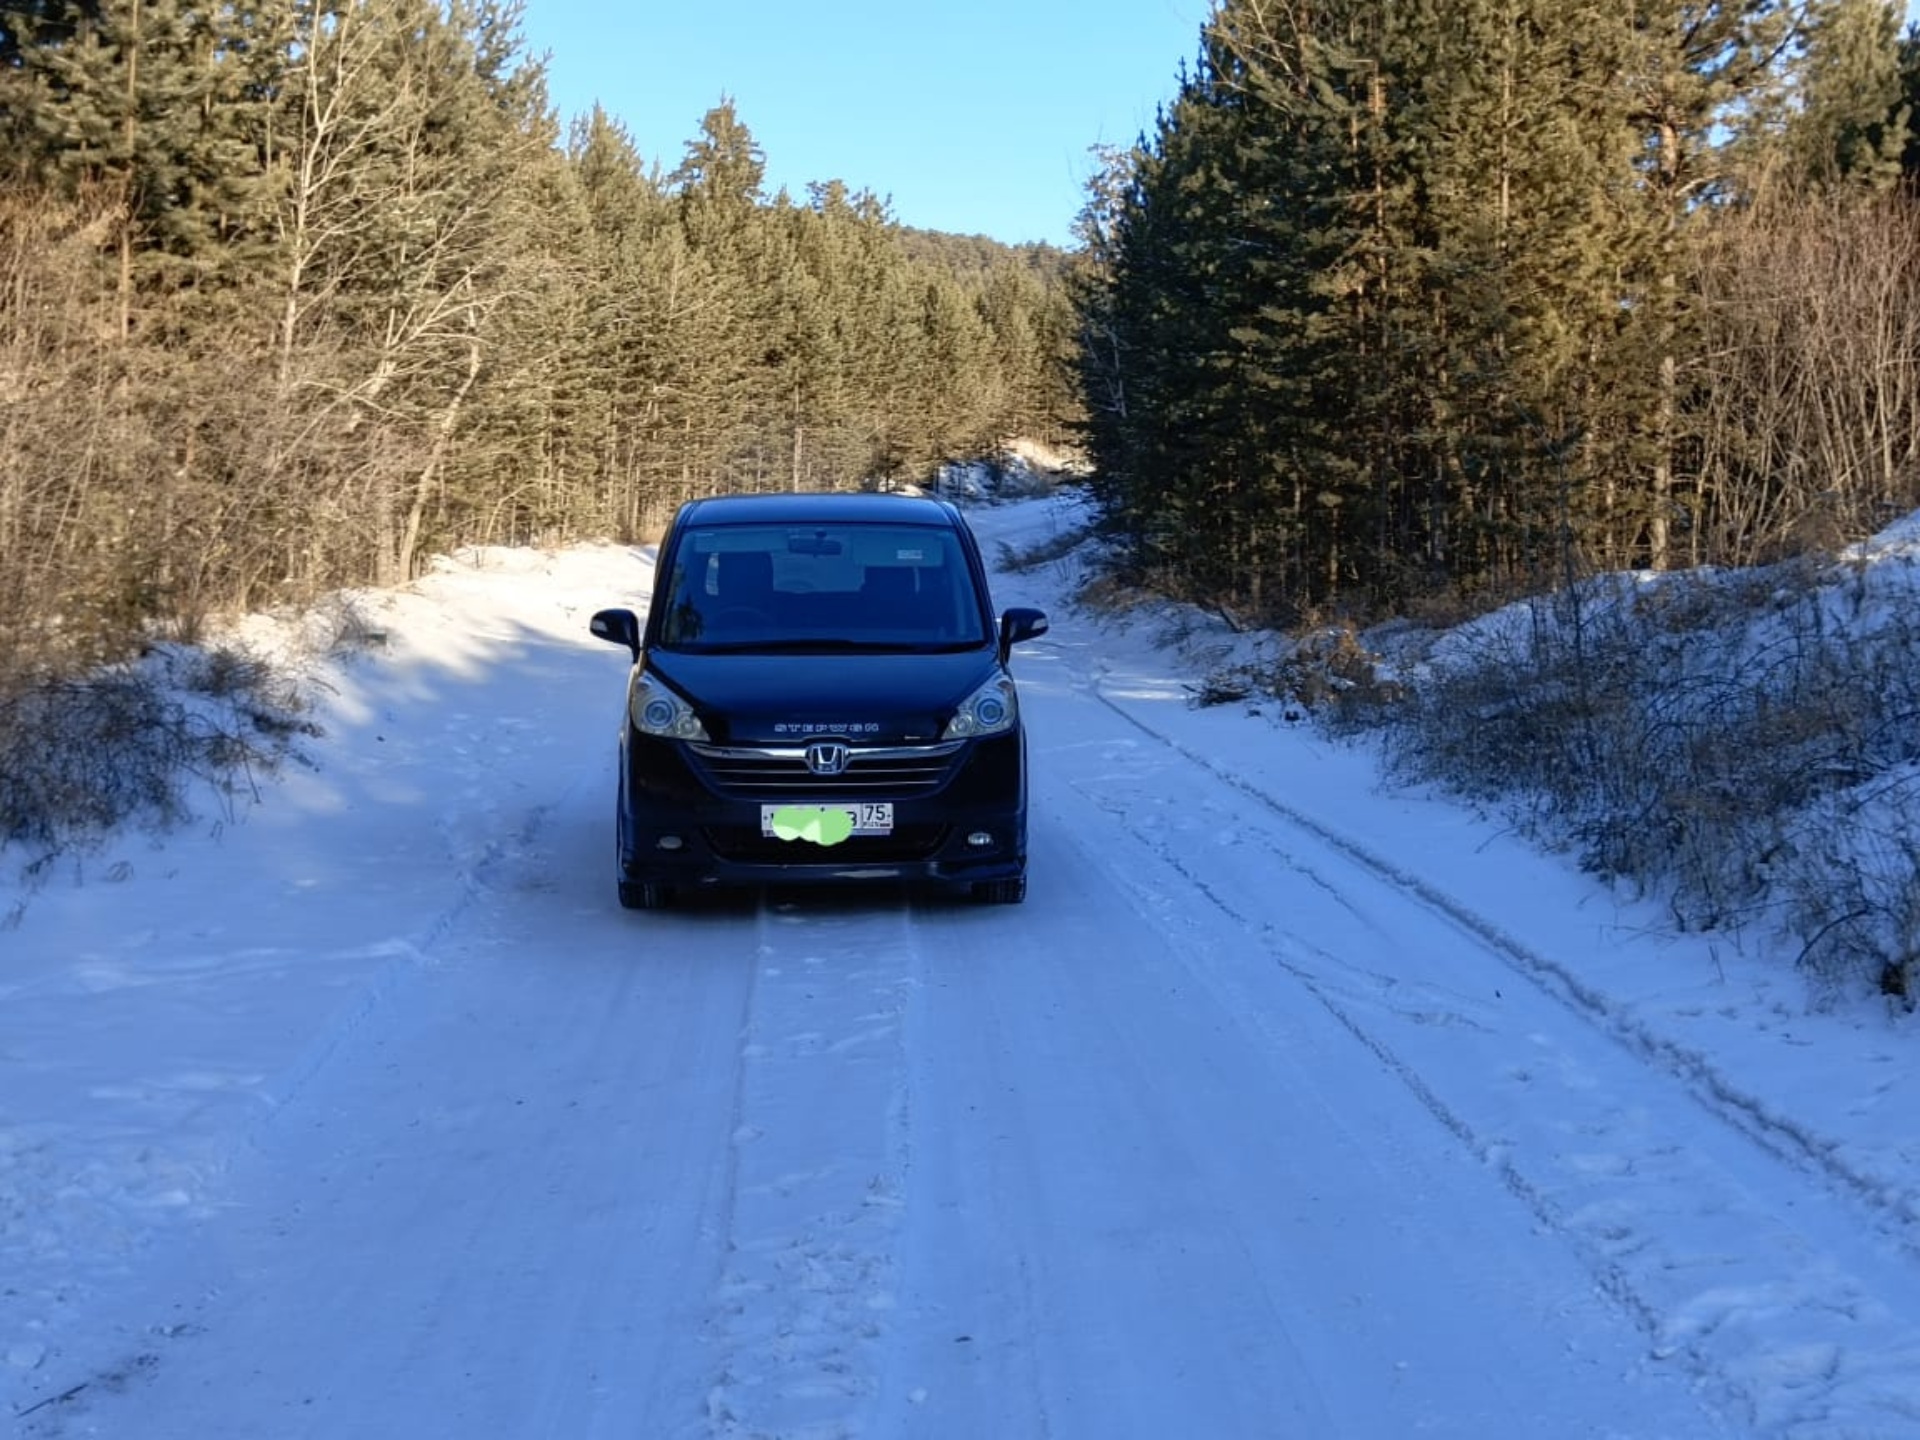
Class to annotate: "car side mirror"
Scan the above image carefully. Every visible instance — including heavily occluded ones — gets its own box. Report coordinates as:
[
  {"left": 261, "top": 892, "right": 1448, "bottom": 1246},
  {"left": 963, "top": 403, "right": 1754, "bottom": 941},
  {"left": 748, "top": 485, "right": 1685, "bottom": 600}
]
[
  {"left": 590, "top": 607, "right": 642, "bottom": 661},
  {"left": 998, "top": 606, "right": 1049, "bottom": 664}
]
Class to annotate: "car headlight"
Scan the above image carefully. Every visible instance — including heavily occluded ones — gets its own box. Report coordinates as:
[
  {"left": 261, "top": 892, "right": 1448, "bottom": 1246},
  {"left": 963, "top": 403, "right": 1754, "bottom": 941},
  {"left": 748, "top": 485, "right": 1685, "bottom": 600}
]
[
  {"left": 630, "top": 675, "right": 709, "bottom": 740},
  {"left": 943, "top": 676, "right": 1017, "bottom": 739}
]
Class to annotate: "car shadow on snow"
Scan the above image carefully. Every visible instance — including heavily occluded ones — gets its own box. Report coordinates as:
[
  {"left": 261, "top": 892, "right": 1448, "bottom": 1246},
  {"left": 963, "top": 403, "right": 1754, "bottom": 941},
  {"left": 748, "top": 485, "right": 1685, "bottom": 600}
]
[{"left": 608, "top": 880, "right": 994, "bottom": 922}]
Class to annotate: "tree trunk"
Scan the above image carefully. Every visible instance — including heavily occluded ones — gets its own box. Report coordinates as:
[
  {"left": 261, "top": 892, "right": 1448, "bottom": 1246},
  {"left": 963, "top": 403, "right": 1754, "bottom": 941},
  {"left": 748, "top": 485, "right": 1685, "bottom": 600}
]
[{"left": 395, "top": 303, "right": 483, "bottom": 580}]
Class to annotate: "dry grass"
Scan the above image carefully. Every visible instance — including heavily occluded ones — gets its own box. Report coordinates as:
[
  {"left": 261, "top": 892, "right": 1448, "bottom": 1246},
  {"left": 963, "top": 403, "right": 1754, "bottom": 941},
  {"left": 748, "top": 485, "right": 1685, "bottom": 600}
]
[
  {"left": 0, "top": 644, "right": 318, "bottom": 874},
  {"left": 1368, "top": 558, "right": 1920, "bottom": 1002}
]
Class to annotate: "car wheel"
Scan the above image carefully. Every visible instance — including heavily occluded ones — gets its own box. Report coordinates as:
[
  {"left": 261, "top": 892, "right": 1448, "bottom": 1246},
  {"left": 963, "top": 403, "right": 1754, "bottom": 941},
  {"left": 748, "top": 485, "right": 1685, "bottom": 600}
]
[
  {"left": 972, "top": 875, "right": 1026, "bottom": 905},
  {"left": 618, "top": 879, "right": 675, "bottom": 910}
]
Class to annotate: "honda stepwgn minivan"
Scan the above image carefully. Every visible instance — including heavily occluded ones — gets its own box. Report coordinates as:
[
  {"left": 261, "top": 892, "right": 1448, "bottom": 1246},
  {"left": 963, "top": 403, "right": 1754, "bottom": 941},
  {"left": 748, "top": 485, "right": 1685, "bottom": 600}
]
[{"left": 589, "top": 492, "right": 1048, "bottom": 909}]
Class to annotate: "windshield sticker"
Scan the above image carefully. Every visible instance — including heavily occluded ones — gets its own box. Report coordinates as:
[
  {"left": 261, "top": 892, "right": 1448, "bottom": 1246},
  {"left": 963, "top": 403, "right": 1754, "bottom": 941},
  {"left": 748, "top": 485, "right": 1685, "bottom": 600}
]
[
  {"left": 768, "top": 805, "right": 853, "bottom": 846},
  {"left": 895, "top": 549, "right": 925, "bottom": 561}
]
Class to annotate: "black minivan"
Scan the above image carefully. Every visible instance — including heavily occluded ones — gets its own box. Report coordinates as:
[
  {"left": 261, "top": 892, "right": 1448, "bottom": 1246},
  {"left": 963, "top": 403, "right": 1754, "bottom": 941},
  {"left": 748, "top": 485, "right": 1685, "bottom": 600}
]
[{"left": 589, "top": 492, "right": 1048, "bottom": 909}]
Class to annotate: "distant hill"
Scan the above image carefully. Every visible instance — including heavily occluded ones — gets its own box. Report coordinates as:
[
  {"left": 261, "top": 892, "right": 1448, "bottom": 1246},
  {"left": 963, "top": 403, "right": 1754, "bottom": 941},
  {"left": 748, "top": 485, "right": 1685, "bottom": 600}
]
[{"left": 895, "top": 227, "right": 1070, "bottom": 282}]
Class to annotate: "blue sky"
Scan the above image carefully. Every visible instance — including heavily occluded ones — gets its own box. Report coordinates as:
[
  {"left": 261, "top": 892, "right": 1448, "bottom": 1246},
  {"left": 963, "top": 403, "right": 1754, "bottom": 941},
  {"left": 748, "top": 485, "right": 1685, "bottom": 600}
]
[{"left": 515, "top": 0, "right": 1215, "bottom": 248}]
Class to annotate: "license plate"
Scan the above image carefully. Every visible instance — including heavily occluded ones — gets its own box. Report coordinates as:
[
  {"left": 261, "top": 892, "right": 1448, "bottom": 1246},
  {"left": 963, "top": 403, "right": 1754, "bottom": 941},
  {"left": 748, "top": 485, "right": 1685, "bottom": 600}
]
[{"left": 761, "top": 801, "right": 893, "bottom": 844}]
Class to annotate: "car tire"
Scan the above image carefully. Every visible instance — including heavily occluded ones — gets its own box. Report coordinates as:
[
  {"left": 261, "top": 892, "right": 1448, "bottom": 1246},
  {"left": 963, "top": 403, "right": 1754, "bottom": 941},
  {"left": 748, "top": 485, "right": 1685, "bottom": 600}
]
[
  {"left": 618, "top": 879, "right": 675, "bottom": 910},
  {"left": 972, "top": 875, "right": 1026, "bottom": 905}
]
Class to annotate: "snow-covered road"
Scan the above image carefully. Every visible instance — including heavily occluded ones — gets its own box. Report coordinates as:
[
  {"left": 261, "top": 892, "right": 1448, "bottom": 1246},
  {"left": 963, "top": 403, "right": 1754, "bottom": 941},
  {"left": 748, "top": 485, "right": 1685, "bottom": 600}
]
[{"left": 8, "top": 496, "right": 1920, "bottom": 1438}]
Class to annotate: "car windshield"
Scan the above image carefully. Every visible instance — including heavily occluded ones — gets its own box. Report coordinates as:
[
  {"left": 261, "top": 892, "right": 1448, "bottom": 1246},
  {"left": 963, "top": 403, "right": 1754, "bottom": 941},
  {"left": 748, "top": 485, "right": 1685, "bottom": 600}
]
[{"left": 655, "top": 521, "right": 989, "bottom": 652}]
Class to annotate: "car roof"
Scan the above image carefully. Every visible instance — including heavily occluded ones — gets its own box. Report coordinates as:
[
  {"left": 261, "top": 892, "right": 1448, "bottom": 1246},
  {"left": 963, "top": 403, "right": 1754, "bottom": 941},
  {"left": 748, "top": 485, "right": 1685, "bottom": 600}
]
[{"left": 673, "top": 491, "right": 964, "bottom": 528}]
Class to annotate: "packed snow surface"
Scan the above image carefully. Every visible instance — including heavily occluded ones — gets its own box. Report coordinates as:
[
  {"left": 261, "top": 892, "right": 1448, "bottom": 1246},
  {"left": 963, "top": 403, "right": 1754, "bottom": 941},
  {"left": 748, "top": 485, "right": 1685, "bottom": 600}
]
[{"left": 5, "top": 493, "right": 1920, "bottom": 1438}]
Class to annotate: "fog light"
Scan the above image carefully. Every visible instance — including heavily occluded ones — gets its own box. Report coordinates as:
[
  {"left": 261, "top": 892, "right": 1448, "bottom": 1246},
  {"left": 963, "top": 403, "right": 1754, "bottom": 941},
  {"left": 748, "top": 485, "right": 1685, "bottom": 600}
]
[
  {"left": 657, "top": 835, "right": 685, "bottom": 851},
  {"left": 966, "top": 831, "right": 994, "bottom": 848}
]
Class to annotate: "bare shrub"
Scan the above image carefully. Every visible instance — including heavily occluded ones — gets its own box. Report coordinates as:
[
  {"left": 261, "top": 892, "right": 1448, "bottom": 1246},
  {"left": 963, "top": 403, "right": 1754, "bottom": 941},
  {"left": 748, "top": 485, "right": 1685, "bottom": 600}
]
[
  {"left": 1195, "top": 624, "right": 1407, "bottom": 724},
  {"left": 302, "top": 592, "right": 391, "bottom": 657},
  {"left": 1375, "top": 551, "right": 1920, "bottom": 998},
  {"left": 0, "top": 645, "right": 317, "bottom": 868},
  {"left": 1690, "top": 191, "right": 1920, "bottom": 567},
  {"left": 0, "top": 677, "right": 194, "bottom": 849},
  {"left": 1774, "top": 787, "right": 1920, "bottom": 1006}
]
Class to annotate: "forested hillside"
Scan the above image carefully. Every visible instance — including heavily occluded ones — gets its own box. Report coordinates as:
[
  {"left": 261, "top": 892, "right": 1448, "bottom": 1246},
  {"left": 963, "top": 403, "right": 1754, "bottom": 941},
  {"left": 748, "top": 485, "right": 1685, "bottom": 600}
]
[
  {"left": 0, "top": 0, "right": 1078, "bottom": 690},
  {"left": 1073, "top": 0, "right": 1920, "bottom": 623}
]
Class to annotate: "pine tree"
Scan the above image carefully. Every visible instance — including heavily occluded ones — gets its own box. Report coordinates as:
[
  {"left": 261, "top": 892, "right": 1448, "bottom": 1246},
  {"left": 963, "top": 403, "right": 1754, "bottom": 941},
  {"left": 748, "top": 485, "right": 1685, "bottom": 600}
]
[
  {"left": 0, "top": 0, "right": 290, "bottom": 330},
  {"left": 1080, "top": 0, "right": 1405, "bottom": 613},
  {"left": 1784, "top": 0, "right": 1909, "bottom": 189},
  {"left": 0, "top": 2, "right": 98, "bottom": 77},
  {"left": 671, "top": 97, "right": 766, "bottom": 247},
  {"left": 1615, "top": 0, "right": 1795, "bottom": 568},
  {"left": 1386, "top": 0, "right": 1643, "bottom": 593},
  {"left": 1901, "top": 24, "right": 1920, "bottom": 180},
  {"left": 1073, "top": 0, "right": 1807, "bottom": 613}
]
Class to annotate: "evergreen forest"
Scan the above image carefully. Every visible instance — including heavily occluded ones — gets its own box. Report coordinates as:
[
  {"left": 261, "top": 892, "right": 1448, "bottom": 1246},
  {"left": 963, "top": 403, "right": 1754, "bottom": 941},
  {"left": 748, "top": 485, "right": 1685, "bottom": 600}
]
[
  {"left": 0, "top": 0, "right": 1080, "bottom": 694},
  {"left": 9, "top": 0, "right": 1920, "bottom": 727},
  {"left": 1072, "top": 0, "right": 1920, "bottom": 622}
]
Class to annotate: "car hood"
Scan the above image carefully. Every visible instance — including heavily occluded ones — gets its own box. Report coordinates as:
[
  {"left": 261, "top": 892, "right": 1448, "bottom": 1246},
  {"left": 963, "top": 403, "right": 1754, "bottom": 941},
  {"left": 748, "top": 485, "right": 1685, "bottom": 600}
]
[{"left": 643, "top": 648, "right": 1001, "bottom": 745}]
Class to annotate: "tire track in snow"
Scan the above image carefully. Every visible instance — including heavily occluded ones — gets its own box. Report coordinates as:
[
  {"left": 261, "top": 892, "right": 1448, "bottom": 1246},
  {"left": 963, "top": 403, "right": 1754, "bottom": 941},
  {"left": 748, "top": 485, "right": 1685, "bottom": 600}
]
[
  {"left": 864, "top": 898, "right": 1064, "bottom": 1440},
  {"left": 701, "top": 896, "right": 922, "bottom": 1438},
  {"left": 5, "top": 724, "right": 608, "bottom": 1432},
  {"left": 17, "top": 797, "right": 757, "bottom": 1440},
  {"left": 243, "top": 782, "right": 574, "bottom": 1140},
  {"left": 1092, "top": 676, "right": 1920, "bottom": 1251},
  {"left": 1064, "top": 655, "right": 1920, "bottom": 1435}
]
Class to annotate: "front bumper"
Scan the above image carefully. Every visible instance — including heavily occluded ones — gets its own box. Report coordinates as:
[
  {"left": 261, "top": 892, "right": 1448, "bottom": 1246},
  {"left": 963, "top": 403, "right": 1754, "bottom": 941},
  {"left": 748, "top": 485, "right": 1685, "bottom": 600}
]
[{"left": 616, "top": 730, "right": 1027, "bottom": 891}]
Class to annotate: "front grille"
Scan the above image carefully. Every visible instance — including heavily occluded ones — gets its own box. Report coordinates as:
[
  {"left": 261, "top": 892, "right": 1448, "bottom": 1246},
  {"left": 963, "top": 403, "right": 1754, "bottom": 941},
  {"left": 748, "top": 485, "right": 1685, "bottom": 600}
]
[
  {"left": 706, "top": 824, "right": 949, "bottom": 864},
  {"left": 688, "top": 741, "right": 964, "bottom": 800}
]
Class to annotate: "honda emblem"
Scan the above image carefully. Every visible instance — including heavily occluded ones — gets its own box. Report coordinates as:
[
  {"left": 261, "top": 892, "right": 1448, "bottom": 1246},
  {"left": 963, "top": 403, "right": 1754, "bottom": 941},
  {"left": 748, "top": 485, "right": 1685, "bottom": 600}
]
[{"left": 805, "top": 739, "right": 851, "bottom": 776}]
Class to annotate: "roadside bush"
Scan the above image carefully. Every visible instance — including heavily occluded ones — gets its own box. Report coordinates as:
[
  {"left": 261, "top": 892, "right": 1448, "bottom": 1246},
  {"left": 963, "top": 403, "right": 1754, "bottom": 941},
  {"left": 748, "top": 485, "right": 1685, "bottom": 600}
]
[
  {"left": 1191, "top": 623, "right": 1406, "bottom": 723},
  {"left": 1373, "top": 552, "right": 1920, "bottom": 1002},
  {"left": 0, "top": 643, "right": 316, "bottom": 871}
]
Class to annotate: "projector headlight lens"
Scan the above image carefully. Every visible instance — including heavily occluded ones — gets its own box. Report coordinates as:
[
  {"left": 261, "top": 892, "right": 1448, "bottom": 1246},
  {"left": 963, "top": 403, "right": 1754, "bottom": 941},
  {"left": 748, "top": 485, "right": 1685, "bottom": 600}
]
[
  {"left": 630, "top": 676, "right": 708, "bottom": 740},
  {"left": 943, "top": 677, "right": 1017, "bottom": 739}
]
